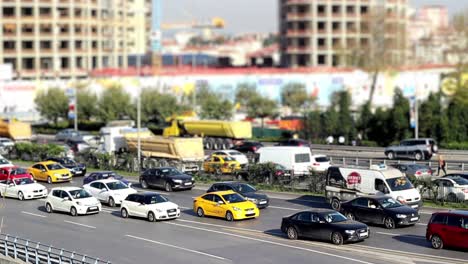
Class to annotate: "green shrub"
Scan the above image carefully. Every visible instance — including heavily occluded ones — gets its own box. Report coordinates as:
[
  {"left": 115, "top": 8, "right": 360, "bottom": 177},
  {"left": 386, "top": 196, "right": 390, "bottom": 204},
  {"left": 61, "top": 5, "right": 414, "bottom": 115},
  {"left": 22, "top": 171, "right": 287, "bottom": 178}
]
[
  {"left": 360, "top": 140, "right": 379, "bottom": 147},
  {"left": 440, "top": 141, "right": 468, "bottom": 150}
]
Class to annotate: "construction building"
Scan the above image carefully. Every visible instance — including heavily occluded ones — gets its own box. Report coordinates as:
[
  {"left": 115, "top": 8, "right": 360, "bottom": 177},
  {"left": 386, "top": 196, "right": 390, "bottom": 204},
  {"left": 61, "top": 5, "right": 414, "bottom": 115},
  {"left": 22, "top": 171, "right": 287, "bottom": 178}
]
[
  {"left": 0, "top": 0, "right": 147, "bottom": 80},
  {"left": 279, "top": 0, "right": 408, "bottom": 68}
]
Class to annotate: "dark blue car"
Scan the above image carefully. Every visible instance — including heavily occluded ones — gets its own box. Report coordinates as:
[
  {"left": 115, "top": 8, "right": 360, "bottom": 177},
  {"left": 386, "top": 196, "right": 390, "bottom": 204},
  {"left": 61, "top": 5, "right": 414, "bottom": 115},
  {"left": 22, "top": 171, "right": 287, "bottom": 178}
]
[{"left": 82, "top": 171, "right": 131, "bottom": 186}]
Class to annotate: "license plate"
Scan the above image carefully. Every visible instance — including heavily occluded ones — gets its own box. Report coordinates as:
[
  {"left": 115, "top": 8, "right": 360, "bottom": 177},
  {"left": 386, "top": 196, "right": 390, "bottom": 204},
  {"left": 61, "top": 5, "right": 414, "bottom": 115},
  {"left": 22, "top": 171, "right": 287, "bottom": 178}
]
[
  {"left": 410, "top": 217, "right": 419, "bottom": 222},
  {"left": 89, "top": 206, "right": 98, "bottom": 210},
  {"left": 184, "top": 182, "right": 192, "bottom": 186},
  {"left": 411, "top": 205, "right": 418, "bottom": 208},
  {"left": 259, "top": 201, "right": 267, "bottom": 205},
  {"left": 359, "top": 232, "right": 368, "bottom": 238},
  {"left": 75, "top": 171, "right": 81, "bottom": 174}
]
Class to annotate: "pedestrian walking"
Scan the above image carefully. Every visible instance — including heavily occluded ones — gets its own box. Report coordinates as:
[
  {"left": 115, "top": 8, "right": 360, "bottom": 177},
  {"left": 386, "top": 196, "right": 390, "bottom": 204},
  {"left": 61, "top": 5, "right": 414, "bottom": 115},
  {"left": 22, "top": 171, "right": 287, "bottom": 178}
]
[{"left": 437, "top": 155, "right": 447, "bottom": 176}]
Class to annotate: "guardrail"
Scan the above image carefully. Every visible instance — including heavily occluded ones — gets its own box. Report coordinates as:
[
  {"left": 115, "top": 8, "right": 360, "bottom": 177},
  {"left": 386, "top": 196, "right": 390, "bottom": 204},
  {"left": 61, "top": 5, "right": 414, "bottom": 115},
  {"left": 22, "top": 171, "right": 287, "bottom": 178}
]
[
  {"left": 0, "top": 234, "right": 110, "bottom": 264},
  {"left": 311, "top": 144, "right": 468, "bottom": 156}
]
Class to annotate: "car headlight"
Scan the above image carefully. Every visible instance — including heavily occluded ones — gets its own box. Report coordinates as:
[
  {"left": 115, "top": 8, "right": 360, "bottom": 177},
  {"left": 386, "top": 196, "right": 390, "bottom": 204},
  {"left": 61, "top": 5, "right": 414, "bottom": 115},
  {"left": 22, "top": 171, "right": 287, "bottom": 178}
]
[
  {"left": 396, "top": 214, "right": 407, "bottom": 218},
  {"left": 54, "top": 173, "right": 60, "bottom": 177},
  {"left": 173, "top": 179, "right": 182, "bottom": 184},
  {"left": 191, "top": 177, "right": 194, "bottom": 181},
  {"left": 345, "top": 230, "right": 356, "bottom": 235},
  {"left": 246, "top": 197, "right": 258, "bottom": 204},
  {"left": 232, "top": 206, "right": 241, "bottom": 211}
]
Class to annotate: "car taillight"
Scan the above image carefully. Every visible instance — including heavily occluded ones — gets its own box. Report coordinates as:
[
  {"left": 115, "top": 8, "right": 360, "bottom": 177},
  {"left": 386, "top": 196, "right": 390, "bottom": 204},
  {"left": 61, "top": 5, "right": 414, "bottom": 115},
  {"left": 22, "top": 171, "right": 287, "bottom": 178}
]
[
  {"left": 313, "top": 163, "right": 320, "bottom": 166},
  {"left": 252, "top": 146, "right": 257, "bottom": 151},
  {"left": 428, "top": 169, "right": 432, "bottom": 175},
  {"left": 415, "top": 171, "right": 422, "bottom": 176},
  {"left": 223, "top": 163, "right": 228, "bottom": 167},
  {"left": 463, "top": 189, "right": 468, "bottom": 193},
  {"left": 275, "top": 171, "right": 282, "bottom": 176}
]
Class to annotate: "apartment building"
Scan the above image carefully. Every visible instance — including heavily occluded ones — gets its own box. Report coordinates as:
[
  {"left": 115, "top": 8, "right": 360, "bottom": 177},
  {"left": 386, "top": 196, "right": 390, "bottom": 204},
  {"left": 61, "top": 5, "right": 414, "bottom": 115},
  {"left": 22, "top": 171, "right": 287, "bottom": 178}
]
[
  {"left": 0, "top": 0, "right": 146, "bottom": 80},
  {"left": 279, "top": 0, "right": 408, "bottom": 68}
]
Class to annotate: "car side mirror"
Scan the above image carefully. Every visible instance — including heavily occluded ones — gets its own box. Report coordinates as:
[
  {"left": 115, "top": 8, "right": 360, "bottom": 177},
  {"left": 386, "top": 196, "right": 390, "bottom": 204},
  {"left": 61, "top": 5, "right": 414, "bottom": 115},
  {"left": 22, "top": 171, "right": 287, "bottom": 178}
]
[
  {"left": 319, "top": 220, "right": 326, "bottom": 224},
  {"left": 63, "top": 197, "right": 71, "bottom": 201},
  {"left": 8, "top": 183, "right": 14, "bottom": 187},
  {"left": 101, "top": 188, "right": 107, "bottom": 192},
  {"left": 41, "top": 169, "right": 46, "bottom": 172},
  {"left": 217, "top": 200, "right": 224, "bottom": 205}
]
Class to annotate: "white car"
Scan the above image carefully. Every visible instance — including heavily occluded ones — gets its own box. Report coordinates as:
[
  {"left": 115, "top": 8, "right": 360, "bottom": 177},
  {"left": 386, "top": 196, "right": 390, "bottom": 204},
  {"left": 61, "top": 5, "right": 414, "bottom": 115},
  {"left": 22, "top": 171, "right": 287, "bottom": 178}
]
[
  {"left": 0, "top": 155, "right": 12, "bottom": 168},
  {"left": 212, "top": 150, "right": 249, "bottom": 166},
  {"left": 121, "top": 192, "right": 180, "bottom": 222},
  {"left": 0, "top": 138, "right": 14, "bottom": 148},
  {"left": 310, "top": 154, "right": 331, "bottom": 172},
  {"left": 45, "top": 187, "right": 101, "bottom": 216},
  {"left": 0, "top": 177, "right": 47, "bottom": 200},
  {"left": 83, "top": 179, "right": 137, "bottom": 207},
  {"left": 425, "top": 177, "right": 468, "bottom": 202}
]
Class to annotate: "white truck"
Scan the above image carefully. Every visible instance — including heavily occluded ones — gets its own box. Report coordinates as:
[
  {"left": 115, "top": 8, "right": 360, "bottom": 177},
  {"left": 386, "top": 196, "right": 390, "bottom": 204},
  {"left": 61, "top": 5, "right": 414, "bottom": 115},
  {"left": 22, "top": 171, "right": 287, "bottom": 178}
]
[
  {"left": 0, "top": 177, "right": 48, "bottom": 200},
  {"left": 257, "top": 146, "right": 313, "bottom": 175}
]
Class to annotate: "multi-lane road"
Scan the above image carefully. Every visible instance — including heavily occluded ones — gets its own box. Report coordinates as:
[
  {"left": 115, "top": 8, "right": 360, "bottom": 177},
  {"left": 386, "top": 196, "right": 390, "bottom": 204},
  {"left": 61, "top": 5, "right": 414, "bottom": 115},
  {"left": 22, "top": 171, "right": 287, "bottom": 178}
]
[{"left": 1, "top": 178, "right": 467, "bottom": 264}]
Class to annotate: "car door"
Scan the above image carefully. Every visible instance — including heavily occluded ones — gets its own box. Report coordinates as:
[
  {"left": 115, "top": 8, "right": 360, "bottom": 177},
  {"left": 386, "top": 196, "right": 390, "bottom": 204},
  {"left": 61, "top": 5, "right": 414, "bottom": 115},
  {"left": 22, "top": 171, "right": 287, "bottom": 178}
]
[
  {"left": 293, "top": 212, "right": 317, "bottom": 238},
  {"left": 38, "top": 164, "right": 49, "bottom": 181},
  {"left": 461, "top": 217, "right": 468, "bottom": 248},
  {"left": 4, "top": 179, "right": 17, "bottom": 198},
  {"left": 133, "top": 195, "right": 148, "bottom": 217},
  {"left": 201, "top": 194, "right": 215, "bottom": 216},
  {"left": 50, "top": 190, "right": 64, "bottom": 211},
  {"left": 0, "top": 168, "right": 7, "bottom": 181},
  {"left": 352, "top": 198, "right": 369, "bottom": 221},
  {"left": 149, "top": 169, "right": 160, "bottom": 187},
  {"left": 88, "top": 182, "right": 103, "bottom": 200},
  {"left": 213, "top": 194, "right": 226, "bottom": 216},
  {"left": 98, "top": 182, "right": 111, "bottom": 201},
  {"left": 367, "top": 198, "right": 386, "bottom": 224},
  {"left": 30, "top": 164, "right": 42, "bottom": 180},
  {"left": 60, "top": 191, "right": 74, "bottom": 212},
  {"left": 446, "top": 215, "right": 464, "bottom": 247},
  {"left": 396, "top": 141, "right": 408, "bottom": 157}
]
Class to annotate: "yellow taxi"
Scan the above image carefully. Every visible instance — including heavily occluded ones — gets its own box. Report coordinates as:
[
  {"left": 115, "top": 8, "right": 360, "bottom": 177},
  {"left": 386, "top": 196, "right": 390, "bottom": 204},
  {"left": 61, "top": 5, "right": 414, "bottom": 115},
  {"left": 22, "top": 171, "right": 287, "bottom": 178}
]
[
  {"left": 193, "top": 190, "right": 260, "bottom": 221},
  {"left": 203, "top": 154, "right": 241, "bottom": 174},
  {"left": 28, "top": 161, "right": 72, "bottom": 184}
]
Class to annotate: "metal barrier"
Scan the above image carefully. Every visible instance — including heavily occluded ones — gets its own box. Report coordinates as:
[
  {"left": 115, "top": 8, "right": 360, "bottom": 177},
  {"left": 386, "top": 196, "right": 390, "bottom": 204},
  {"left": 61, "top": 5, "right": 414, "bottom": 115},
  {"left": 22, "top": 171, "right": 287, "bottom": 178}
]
[{"left": 0, "top": 234, "right": 110, "bottom": 264}]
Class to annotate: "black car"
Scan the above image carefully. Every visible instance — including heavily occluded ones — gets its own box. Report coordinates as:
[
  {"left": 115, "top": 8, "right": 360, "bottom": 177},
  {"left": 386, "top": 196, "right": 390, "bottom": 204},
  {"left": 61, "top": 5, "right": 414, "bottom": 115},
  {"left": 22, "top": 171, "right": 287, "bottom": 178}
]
[
  {"left": 140, "top": 167, "right": 194, "bottom": 192},
  {"left": 276, "top": 138, "right": 310, "bottom": 147},
  {"left": 340, "top": 196, "right": 420, "bottom": 229},
  {"left": 46, "top": 157, "right": 86, "bottom": 177},
  {"left": 207, "top": 181, "right": 270, "bottom": 209},
  {"left": 281, "top": 209, "right": 369, "bottom": 245},
  {"left": 231, "top": 141, "right": 264, "bottom": 154},
  {"left": 83, "top": 171, "right": 131, "bottom": 186}
]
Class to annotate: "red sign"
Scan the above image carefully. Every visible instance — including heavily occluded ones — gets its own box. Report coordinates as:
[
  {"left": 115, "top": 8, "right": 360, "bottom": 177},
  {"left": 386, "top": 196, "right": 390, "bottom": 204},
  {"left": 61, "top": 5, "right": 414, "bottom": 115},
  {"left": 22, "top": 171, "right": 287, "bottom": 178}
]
[{"left": 347, "top": 172, "right": 361, "bottom": 185}]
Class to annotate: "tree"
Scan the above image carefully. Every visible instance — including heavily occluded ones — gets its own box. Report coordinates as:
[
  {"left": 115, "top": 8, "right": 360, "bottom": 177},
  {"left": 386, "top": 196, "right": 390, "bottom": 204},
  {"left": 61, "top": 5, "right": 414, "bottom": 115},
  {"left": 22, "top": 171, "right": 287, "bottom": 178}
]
[
  {"left": 138, "top": 89, "right": 188, "bottom": 125},
  {"left": 97, "top": 85, "right": 132, "bottom": 123},
  {"left": 200, "top": 96, "right": 233, "bottom": 120},
  {"left": 367, "top": 107, "right": 391, "bottom": 146},
  {"left": 357, "top": 102, "right": 372, "bottom": 140},
  {"left": 335, "top": 91, "right": 355, "bottom": 141},
  {"left": 246, "top": 95, "right": 277, "bottom": 130},
  {"left": 76, "top": 89, "right": 98, "bottom": 121},
  {"left": 34, "top": 87, "right": 69, "bottom": 125},
  {"left": 280, "top": 83, "right": 312, "bottom": 113},
  {"left": 235, "top": 83, "right": 258, "bottom": 110},
  {"left": 388, "top": 89, "right": 410, "bottom": 142},
  {"left": 450, "top": 9, "right": 468, "bottom": 105}
]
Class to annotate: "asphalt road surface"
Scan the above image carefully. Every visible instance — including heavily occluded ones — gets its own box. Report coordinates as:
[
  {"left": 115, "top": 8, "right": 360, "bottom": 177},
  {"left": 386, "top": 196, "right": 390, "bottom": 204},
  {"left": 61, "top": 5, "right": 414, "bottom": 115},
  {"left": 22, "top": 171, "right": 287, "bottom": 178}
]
[{"left": 1, "top": 178, "right": 467, "bottom": 264}]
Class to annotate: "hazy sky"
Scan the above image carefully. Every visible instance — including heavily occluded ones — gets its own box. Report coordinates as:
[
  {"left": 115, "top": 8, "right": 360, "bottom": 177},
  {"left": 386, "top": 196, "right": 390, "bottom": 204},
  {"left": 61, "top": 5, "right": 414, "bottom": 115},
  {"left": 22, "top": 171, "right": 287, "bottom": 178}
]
[{"left": 162, "top": 0, "right": 465, "bottom": 35}]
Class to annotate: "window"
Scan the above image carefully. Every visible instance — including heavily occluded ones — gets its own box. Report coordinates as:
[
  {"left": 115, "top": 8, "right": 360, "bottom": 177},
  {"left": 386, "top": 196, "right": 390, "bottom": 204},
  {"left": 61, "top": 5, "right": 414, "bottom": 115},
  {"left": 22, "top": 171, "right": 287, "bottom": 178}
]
[
  {"left": 297, "top": 212, "right": 311, "bottom": 222},
  {"left": 328, "top": 168, "right": 345, "bottom": 187},
  {"left": 213, "top": 195, "right": 223, "bottom": 203},
  {"left": 52, "top": 190, "right": 61, "bottom": 198},
  {"left": 214, "top": 157, "right": 220, "bottom": 162},
  {"left": 203, "top": 194, "right": 214, "bottom": 202},
  {"left": 375, "top": 179, "right": 389, "bottom": 194},
  {"left": 447, "top": 215, "right": 463, "bottom": 228},
  {"left": 352, "top": 198, "right": 368, "bottom": 207},
  {"left": 126, "top": 194, "right": 136, "bottom": 202},
  {"left": 60, "top": 191, "right": 70, "bottom": 199},
  {"left": 463, "top": 217, "right": 468, "bottom": 229},
  {"left": 295, "top": 153, "right": 310, "bottom": 163},
  {"left": 90, "top": 182, "right": 102, "bottom": 189},
  {"left": 430, "top": 214, "right": 446, "bottom": 224},
  {"left": 311, "top": 213, "right": 320, "bottom": 223}
]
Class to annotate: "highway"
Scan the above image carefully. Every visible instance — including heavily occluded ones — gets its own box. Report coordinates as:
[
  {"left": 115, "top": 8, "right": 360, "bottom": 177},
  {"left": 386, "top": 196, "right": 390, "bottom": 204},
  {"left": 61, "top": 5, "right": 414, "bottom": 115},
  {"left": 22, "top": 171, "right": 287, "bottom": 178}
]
[{"left": 1, "top": 178, "right": 467, "bottom": 264}]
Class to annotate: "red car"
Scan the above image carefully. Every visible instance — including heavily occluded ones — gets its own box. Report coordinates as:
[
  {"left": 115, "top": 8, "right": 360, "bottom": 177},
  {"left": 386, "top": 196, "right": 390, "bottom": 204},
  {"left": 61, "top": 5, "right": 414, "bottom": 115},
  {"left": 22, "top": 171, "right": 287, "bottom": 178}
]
[
  {"left": 0, "top": 166, "right": 32, "bottom": 181},
  {"left": 426, "top": 210, "right": 468, "bottom": 250}
]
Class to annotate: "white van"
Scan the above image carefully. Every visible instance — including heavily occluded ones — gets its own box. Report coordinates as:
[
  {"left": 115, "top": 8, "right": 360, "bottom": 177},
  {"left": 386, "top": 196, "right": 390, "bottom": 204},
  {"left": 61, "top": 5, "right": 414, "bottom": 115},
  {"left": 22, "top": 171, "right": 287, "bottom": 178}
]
[
  {"left": 257, "top": 146, "right": 312, "bottom": 175},
  {"left": 325, "top": 164, "right": 422, "bottom": 210}
]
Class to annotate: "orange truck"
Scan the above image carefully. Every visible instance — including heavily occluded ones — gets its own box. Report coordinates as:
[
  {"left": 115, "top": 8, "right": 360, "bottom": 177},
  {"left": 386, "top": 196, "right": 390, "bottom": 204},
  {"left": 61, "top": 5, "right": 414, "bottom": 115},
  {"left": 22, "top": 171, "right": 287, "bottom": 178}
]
[{"left": 0, "top": 119, "right": 32, "bottom": 141}]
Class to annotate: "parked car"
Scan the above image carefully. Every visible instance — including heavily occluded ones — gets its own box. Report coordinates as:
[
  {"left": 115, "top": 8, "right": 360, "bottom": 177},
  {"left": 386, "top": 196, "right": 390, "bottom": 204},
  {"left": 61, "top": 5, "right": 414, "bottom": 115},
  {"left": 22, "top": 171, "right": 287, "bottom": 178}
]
[
  {"left": 0, "top": 137, "right": 14, "bottom": 148},
  {"left": 340, "top": 196, "right": 420, "bottom": 229},
  {"left": 384, "top": 138, "right": 438, "bottom": 161},
  {"left": 281, "top": 209, "right": 369, "bottom": 245},
  {"left": 391, "top": 163, "right": 433, "bottom": 179},
  {"left": 120, "top": 192, "right": 180, "bottom": 222},
  {"left": 235, "top": 162, "right": 291, "bottom": 182},
  {"left": 83, "top": 179, "right": 137, "bottom": 207},
  {"left": 444, "top": 173, "right": 468, "bottom": 181},
  {"left": 276, "top": 138, "right": 310, "bottom": 147},
  {"left": 310, "top": 155, "right": 331, "bottom": 172},
  {"left": 207, "top": 182, "right": 269, "bottom": 209},
  {"left": 0, "top": 177, "right": 48, "bottom": 200},
  {"left": 66, "top": 139, "right": 91, "bottom": 153},
  {"left": 45, "top": 187, "right": 101, "bottom": 216},
  {"left": 193, "top": 190, "right": 260, "bottom": 221},
  {"left": 212, "top": 150, "right": 249, "bottom": 166},
  {"left": 46, "top": 157, "right": 87, "bottom": 177},
  {"left": 55, "top": 129, "right": 79, "bottom": 142},
  {"left": 140, "top": 167, "right": 194, "bottom": 192},
  {"left": 0, "top": 155, "right": 13, "bottom": 168},
  {"left": 425, "top": 177, "right": 468, "bottom": 202},
  {"left": 230, "top": 141, "right": 264, "bottom": 154},
  {"left": 426, "top": 210, "right": 468, "bottom": 250},
  {"left": 84, "top": 171, "right": 131, "bottom": 186},
  {"left": 0, "top": 166, "right": 32, "bottom": 181},
  {"left": 28, "top": 161, "right": 72, "bottom": 184},
  {"left": 203, "top": 154, "right": 241, "bottom": 174}
]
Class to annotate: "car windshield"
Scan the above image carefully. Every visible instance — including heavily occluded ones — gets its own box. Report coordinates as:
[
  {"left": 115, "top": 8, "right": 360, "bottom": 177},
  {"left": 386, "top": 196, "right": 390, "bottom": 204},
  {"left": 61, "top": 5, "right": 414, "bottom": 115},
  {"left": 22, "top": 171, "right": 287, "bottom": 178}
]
[
  {"left": 46, "top": 163, "right": 65, "bottom": 170},
  {"left": 147, "top": 195, "right": 169, "bottom": 204},
  {"left": 106, "top": 181, "right": 128, "bottom": 190},
  {"left": 235, "top": 183, "right": 256, "bottom": 193},
  {"left": 386, "top": 177, "right": 414, "bottom": 191},
  {"left": 10, "top": 168, "right": 27, "bottom": 175},
  {"left": 62, "top": 158, "right": 77, "bottom": 165},
  {"left": 228, "top": 151, "right": 241, "bottom": 156},
  {"left": 223, "top": 156, "right": 235, "bottom": 161},
  {"left": 69, "top": 189, "right": 92, "bottom": 199},
  {"left": 378, "top": 197, "right": 403, "bottom": 208},
  {"left": 13, "top": 178, "right": 34, "bottom": 185},
  {"left": 0, "top": 158, "right": 10, "bottom": 165},
  {"left": 222, "top": 193, "right": 246, "bottom": 204},
  {"left": 274, "top": 163, "right": 286, "bottom": 170},
  {"left": 323, "top": 212, "right": 347, "bottom": 223},
  {"left": 450, "top": 177, "right": 468, "bottom": 186},
  {"left": 160, "top": 168, "right": 181, "bottom": 176},
  {"left": 315, "top": 156, "right": 329, "bottom": 162}
]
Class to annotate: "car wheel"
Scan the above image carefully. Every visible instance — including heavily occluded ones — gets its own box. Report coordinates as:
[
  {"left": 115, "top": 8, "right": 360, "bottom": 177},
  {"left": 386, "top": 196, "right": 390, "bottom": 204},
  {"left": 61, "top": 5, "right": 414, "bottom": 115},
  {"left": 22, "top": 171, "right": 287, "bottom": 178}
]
[
  {"left": 414, "top": 152, "right": 423, "bottom": 161},
  {"left": 108, "top": 197, "right": 116, "bottom": 207},
  {"left": 447, "top": 193, "right": 457, "bottom": 203},
  {"left": 384, "top": 217, "right": 396, "bottom": 229},
  {"left": 225, "top": 211, "right": 234, "bottom": 222},
  {"left": 47, "top": 176, "right": 53, "bottom": 184},
  {"left": 345, "top": 212, "right": 355, "bottom": 221},
  {"left": 331, "top": 232, "right": 344, "bottom": 245},
  {"left": 45, "top": 203, "right": 53, "bottom": 213},
  {"left": 121, "top": 208, "right": 129, "bottom": 218},
  {"left": 331, "top": 198, "right": 341, "bottom": 211},
  {"left": 165, "top": 182, "right": 173, "bottom": 192},
  {"left": 197, "top": 207, "right": 204, "bottom": 217},
  {"left": 18, "top": 191, "right": 24, "bottom": 201},
  {"left": 286, "top": 226, "right": 298, "bottom": 240},
  {"left": 387, "top": 151, "right": 395, "bottom": 160},
  {"left": 140, "top": 179, "right": 148, "bottom": 189},
  {"left": 70, "top": 207, "right": 77, "bottom": 217},
  {"left": 431, "top": 234, "right": 444, "bottom": 249},
  {"left": 147, "top": 211, "right": 156, "bottom": 222}
]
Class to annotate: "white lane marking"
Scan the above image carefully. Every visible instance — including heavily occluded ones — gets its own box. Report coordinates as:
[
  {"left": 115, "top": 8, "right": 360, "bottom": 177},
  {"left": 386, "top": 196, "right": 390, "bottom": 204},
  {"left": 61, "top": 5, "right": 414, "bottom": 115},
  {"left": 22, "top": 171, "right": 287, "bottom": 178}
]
[
  {"left": 179, "top": 206, "right": 190, "bottom": 209},
  {"left": 165, "top": 222, "right": 376, "bottom": 264},
  {"left": 21, "top": 211, "right": 47, "bottom": 218},
  {"left": 269, "top": 206, "right": 301, "bottom": 211},
  {"left": 125, "top": 234, "right": 228, "bottom": 261},
  {"left": 175, "top": 219, "right": 269, "bottom": 234},
  {"left": 416, "top": 223, "right": 427, "bottom": 226},
  {"left": 375, "top": 232, "right": 426, "bottom": 240},
  {"left": 64, "top": 220, "right": 96, "bottom": 229}
]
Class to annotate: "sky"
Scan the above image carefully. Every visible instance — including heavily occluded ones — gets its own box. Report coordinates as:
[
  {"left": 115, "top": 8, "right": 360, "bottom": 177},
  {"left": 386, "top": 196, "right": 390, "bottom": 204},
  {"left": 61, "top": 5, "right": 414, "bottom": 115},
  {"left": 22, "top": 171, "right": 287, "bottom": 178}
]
[{"left": 162, "top": 0, "right": 465, "bottom": 35}]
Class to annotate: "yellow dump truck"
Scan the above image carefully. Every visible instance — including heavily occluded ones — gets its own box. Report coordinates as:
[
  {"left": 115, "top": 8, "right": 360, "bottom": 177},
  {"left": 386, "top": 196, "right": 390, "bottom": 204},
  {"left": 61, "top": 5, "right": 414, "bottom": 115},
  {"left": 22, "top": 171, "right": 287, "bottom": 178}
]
[
  {"left": 125, "top": 135, "right": 204, "bottom": 173},
  {"left": 0, "top": 119, "right": 32, "bottom": 141},
  {"left": 163, "top": 118, "right": 252, "bottom": 150}
]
